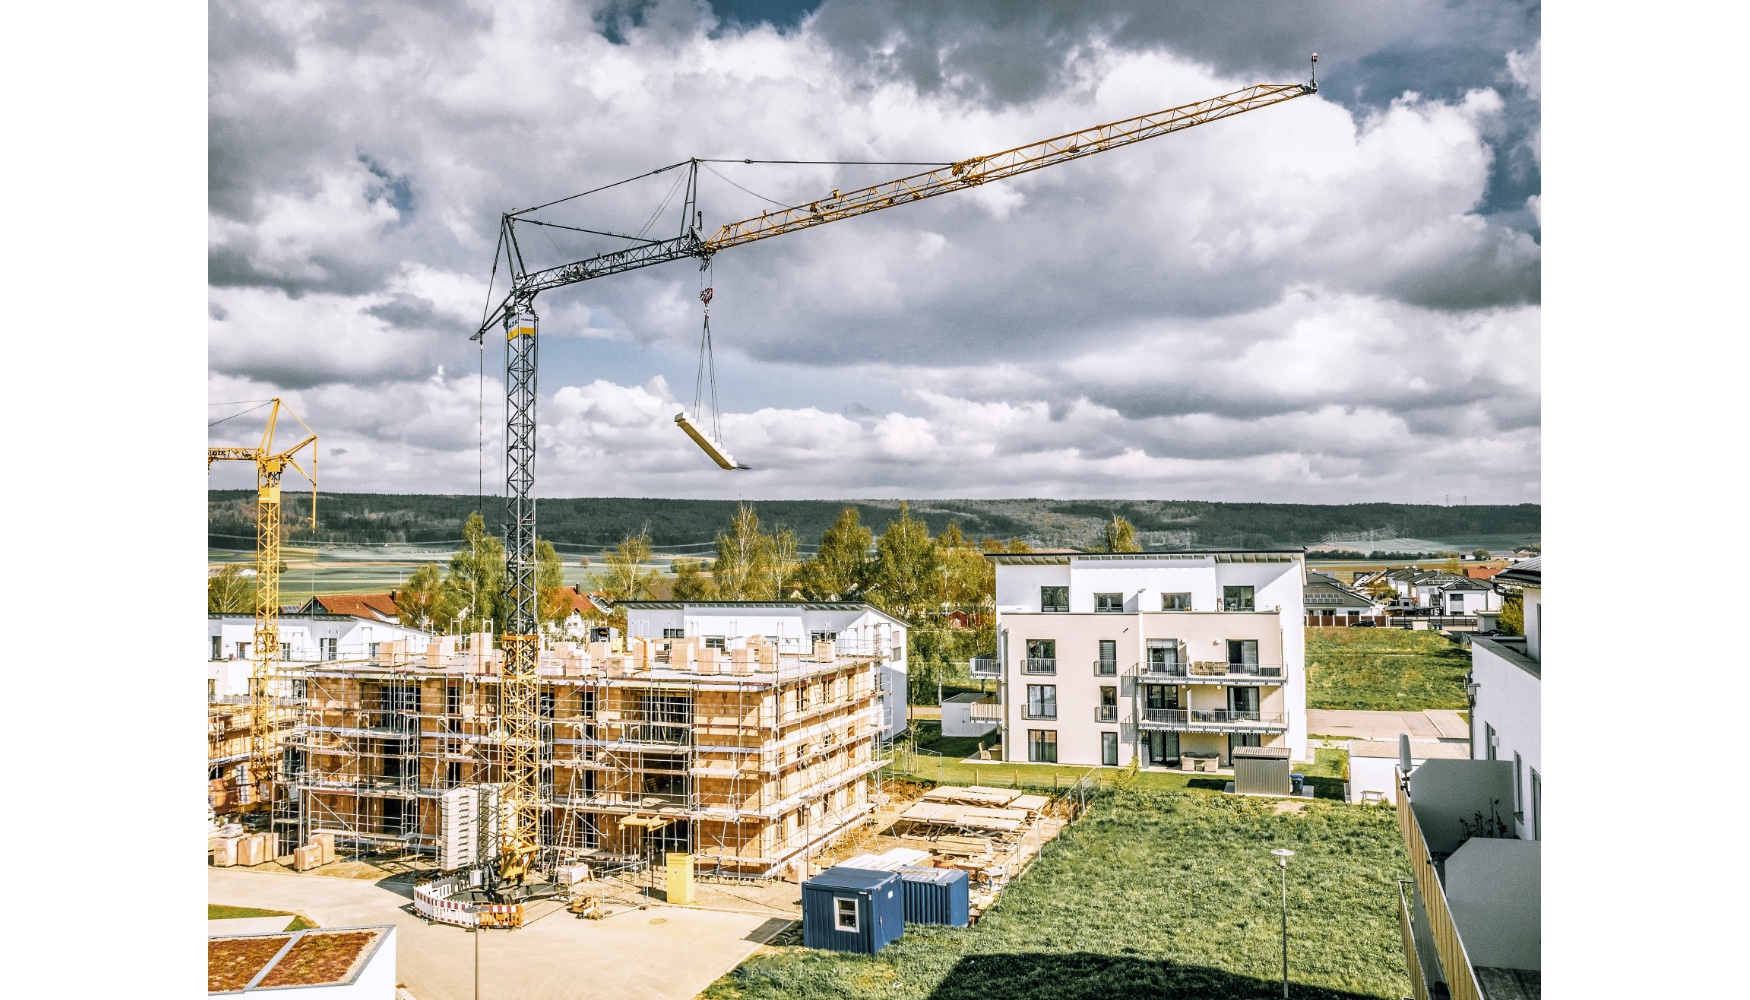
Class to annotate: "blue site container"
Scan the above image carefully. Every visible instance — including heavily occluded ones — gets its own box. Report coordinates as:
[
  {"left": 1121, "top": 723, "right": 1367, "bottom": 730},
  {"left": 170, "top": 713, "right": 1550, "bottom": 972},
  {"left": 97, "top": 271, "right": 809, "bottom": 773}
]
[
  {"left": 802, "top": 867, "right": 904, "bottom": 954},
  {"left": 899, "top": 867, "right": 970, "bottom": 927}
]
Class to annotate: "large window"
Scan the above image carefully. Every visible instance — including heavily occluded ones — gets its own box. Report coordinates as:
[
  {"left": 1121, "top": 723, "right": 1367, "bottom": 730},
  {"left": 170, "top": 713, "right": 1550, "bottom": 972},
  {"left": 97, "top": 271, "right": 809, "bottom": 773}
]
[
  {"left": 1101, "top": 732, "right": 1119, "bottom": 766},
  {"left": 1146, "top": 641, "right": 1180, "bottom": 675},
  {"left": 1025, "top": 685, "right": 1057, "bottom": 720},
  {"left": 321, "top": 637, "right": 338, "bottom": 661},
  {"left": 1161, "top": 592, "right": 1192, "bottom": 611},
  {"left": 1227, "top": 639, "right": 1260, "bottom": 674},
  {"left": 1221, "top": 586, "right": 1255, "bottom": 612},
  {"left": 1040, "top": 586, "right": 1069, "bottom": 613},
  {"left": 1097, "top": 686, "right": 1117, "bottom": 723},
  {"left": 1027, "top": 729, "right": 1058, "bottom": 763},
  {"left": 1096, "top": 639, "right": 1117, "bottom": 675},
  {"left": 1024, "top": 639, "right": 1056, "bottom": 674},
  {"left": 211, "top": 636, "right": 222, "bottom": 660},
  {"left": 1227, "top": 686, "right": 1260, "bottom": 718},
  {"left": 1094, "top": 592, "right": 1124, "bottom": 613}
]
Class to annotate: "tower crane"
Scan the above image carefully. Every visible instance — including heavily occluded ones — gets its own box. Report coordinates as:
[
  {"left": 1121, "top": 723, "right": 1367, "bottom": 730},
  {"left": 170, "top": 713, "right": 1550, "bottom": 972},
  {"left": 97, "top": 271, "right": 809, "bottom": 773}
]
[
  {"left": 470, "top": 66, "right": 1317, "bottom": 886},
  {"left": 208, "top": 399, "right": 318, "bottom": 820}
]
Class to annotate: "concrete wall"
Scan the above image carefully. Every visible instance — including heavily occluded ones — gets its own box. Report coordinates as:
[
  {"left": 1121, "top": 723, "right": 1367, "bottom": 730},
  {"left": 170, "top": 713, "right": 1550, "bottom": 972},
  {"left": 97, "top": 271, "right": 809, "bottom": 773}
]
[
  {"left": 1444, "top": 839, "right": 1540, "bottom": 971},
  {"left": 1470, "top": 638, "right": 1541, "bottom": 839},
  {"left": 1406, "top": 759, "right": 1515, "bottom": 857}
]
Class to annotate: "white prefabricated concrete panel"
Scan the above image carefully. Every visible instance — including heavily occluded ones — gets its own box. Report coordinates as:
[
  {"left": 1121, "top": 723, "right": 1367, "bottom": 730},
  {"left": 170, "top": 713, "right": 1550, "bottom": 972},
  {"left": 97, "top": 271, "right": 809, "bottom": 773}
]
[{"left": 1444, "top": 839, "right": 1540, "bottom": 971}]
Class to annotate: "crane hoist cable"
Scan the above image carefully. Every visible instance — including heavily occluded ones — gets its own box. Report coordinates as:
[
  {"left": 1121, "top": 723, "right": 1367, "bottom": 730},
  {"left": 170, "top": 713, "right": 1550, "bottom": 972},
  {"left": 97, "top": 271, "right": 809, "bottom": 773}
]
[{"left": 676, "top": 257, "right": 750, "bottom": 470}]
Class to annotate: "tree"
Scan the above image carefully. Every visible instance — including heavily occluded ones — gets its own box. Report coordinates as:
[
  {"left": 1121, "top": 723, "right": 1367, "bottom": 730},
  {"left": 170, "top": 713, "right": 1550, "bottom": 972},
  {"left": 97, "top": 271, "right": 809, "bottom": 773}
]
[
  {"left": 712, "top": 503, "right": 768, "bottom": 600},
  {"left": 597, "top": 528, "right": 656, "bottom": 602},
  {"left": 209, "top": 564, "right": 253, "bottom": 613},
  {"left": 935, "top": 521, "right": 989, "bottom": 610},
  {"left": 670, "top": 559, "right": 713, "bottom": 600},
  {"left": 536, "top": 539, "right": 569, "bottom": 624},
  {"left": 1497, "top": 591, "right": 1524, "bottom": 635},
  {"left": 1365, "top": 578, "right": 1399, "bottom": 603},
  {"left": 869, "top": 502, "right": 939, "bottom": 622},
  {"left": 395, "top": 563, "right": 444, "bottom": 628},
  {"left": 766, "top": 527, "right": 802, "bottom": 600},
  {"left": 439, "top": 512, "right": 504, "bottom": 632},
  {"left": 1471, "top": 548, "right": 1491, "bottom": 561},
  {"left": 799, "top": 507, "right": 872, "bottom": 600},
  {"left": 1092, "top": 514, "right": 1141, "bottom": 553}
]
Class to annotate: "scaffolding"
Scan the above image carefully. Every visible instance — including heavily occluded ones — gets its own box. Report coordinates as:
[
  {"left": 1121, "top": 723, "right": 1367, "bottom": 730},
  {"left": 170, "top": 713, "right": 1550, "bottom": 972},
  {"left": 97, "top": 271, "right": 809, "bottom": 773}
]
[{"left": 278, "top": 631, "right": 892, "bottom": 878}]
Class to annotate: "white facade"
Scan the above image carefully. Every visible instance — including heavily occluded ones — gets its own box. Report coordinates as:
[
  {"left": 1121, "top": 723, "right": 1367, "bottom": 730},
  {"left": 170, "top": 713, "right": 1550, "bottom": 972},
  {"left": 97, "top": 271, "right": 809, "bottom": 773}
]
[
  {"left": 1346, "top": 738, "right": 1469, "bottom": 804},
  {"left": 207, "top": 614, "right": 434, "bottom": 699},
  {"left": 990, "top": 552, "right": 1308, "bottom": 768},
  {"left": 619, "top": 601, "right": 909, "bottom": 742},
  {"left": 940, "top": 692, "right": 999, "bottom": 738},
  {"left": 1469, "top": 558, "right": 1541, "bottom": 840}
]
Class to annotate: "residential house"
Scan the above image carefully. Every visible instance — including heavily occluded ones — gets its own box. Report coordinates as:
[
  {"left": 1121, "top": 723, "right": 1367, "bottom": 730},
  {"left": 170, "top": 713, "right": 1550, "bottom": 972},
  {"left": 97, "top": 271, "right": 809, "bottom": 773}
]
[
  {"left": 1394, "top": 555, "right": 1541, "bottom": 1000},
  {"left": 297, "top": 592, "right": 404, "bottom": 623},
  {"left": 983, "top": 550, "right": 1308, "bottom": 770},
  {"left": 1304, "top": 570, "right": 1385, "bottom": 626}
]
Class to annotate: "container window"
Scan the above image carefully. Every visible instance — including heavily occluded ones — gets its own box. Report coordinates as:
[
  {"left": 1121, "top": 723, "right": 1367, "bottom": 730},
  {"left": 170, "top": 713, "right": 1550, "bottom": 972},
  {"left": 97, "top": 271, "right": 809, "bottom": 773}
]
[{"left": 834, "top": 896, "right": 859, "bottom": 932}]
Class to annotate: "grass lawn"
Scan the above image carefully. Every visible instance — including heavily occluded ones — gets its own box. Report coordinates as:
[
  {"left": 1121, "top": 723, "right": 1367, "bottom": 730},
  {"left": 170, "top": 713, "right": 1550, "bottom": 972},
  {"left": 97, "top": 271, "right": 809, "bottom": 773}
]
[
  {"left": 1304, "top": 628, "right": 1469, "bottom": 711},
  {"left": 888, "top": 723, "right": 1350, "bottom": 801},
  {"left": 208, "top": 904, "right": 317, "bottom": 931},
  {"left": 706, "top": 787, "right": 1410, "bottom": 1000}
]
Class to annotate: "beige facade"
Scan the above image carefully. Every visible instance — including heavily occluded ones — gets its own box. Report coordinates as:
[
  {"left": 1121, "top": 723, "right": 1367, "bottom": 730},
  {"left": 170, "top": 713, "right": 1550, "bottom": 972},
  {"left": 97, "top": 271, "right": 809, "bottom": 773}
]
[{"left": 282, "top": 631, "right": 884, "bottom": 877}]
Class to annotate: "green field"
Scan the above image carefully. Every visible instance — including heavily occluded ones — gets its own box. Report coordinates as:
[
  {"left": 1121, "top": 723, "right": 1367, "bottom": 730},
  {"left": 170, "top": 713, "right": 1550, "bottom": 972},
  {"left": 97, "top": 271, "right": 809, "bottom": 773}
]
[
  {"left": 1305, "top": 628, "right": 1469, "bottom": 711},
  {"left": 208, "top": 904, "right": 316, "bottom": 931},
  {"left": 706, "top": 787, "right": 1409, "bottom": 1000}
]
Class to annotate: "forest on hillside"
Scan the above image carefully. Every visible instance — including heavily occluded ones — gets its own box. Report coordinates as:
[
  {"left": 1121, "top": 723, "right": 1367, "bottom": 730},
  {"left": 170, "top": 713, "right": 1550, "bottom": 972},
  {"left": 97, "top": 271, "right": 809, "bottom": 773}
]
[{"left": 209, "top": 491, "right": 1540, "bottom": 553}]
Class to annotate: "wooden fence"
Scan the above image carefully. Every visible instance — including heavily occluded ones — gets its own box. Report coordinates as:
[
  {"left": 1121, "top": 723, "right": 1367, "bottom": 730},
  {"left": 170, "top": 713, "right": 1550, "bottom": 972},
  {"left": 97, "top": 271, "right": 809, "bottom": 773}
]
[{"left": 1395, "top": 771, "right": 1483, "bottom": 1000}]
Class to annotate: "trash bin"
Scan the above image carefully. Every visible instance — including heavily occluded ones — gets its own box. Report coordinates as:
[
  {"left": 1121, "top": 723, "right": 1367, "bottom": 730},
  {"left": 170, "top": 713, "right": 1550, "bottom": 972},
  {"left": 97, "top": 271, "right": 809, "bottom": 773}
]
[{"left": 1290, "top": 773, "right": 1305, "bottom": 796}]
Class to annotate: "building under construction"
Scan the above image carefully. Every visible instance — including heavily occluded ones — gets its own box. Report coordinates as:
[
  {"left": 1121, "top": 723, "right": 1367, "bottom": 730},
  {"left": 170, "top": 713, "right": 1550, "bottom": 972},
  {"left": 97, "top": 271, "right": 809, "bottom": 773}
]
[{"left": 279, "top": 603, "right": 903, "bottom": 878}]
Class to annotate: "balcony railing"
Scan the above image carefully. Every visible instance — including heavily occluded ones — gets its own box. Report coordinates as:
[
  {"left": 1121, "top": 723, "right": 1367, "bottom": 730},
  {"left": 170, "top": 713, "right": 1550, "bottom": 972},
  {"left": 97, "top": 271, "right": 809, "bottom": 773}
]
[
  {"left": 1021, "top": 657, "right": 1057, "bottom": 675},
  {"left": 1137, "top": 709, "right": 1287, "bottom": 731},
  {"left": 1093, "top": 658, "right": 1118, "bottom": 676},
  {"left": 1095, "top": 705, "right": 1118, "bottom": 723},
  {"left": 969, "top": 657, "right": 999, "bottom": 678},
  {"left": 1023, "top": 707, "right": 1057, "bottom": 721},
  {"left": 1396, "top": 772, "right": 1484, "bottom": 1000}
]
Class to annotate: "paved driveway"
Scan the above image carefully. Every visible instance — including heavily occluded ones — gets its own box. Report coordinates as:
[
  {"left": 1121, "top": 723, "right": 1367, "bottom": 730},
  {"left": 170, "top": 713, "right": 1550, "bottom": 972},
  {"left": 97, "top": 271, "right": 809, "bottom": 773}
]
[
  {"left": 210, "top": 868, "right": 779, "bottom": 1000},
  {"left": 1308, "top": 709, "right": 1469, "bottom": 742}
]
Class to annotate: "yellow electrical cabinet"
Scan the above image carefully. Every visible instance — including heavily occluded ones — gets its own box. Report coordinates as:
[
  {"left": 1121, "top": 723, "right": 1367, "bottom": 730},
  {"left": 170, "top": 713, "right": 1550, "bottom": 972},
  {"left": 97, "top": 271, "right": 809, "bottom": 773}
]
[{"left": 666, "top": 852, "right": 695, "bottom": 905}]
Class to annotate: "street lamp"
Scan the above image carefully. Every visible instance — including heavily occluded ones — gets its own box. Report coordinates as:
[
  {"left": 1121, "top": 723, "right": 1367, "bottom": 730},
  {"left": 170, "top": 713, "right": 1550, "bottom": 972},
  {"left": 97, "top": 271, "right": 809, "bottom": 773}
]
[{"left": 1271, "top": 848, "right": 1294, "bottom": 999}]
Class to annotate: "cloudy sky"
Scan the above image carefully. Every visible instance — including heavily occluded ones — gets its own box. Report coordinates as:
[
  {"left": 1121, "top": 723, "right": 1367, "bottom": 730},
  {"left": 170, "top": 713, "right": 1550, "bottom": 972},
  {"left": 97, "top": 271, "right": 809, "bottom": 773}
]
[{"left": 208, "top": 0, "right": 1540, "bottom": 504}]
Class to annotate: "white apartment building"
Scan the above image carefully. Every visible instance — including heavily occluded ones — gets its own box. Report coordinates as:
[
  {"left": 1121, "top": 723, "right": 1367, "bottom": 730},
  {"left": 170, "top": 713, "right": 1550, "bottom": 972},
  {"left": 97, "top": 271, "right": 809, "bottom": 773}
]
[
  {"left": 208, "top": 613, "right": 435, "bottom": 700},
  {"left": 618, "top": 601, "right": 909, "bottom": 742},
  {"left": 983, "top": 551, "right": 1308, "bottom": 769},
  {"left": 1469, "top": 556, "right": 1541, "bottom": 840}
]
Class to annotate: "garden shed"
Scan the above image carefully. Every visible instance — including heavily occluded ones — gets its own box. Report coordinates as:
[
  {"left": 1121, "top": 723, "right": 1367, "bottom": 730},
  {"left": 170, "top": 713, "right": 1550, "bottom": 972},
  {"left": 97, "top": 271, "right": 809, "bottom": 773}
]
[{"left": 1232, "top": 745, "right": 1293, "bottom": 796}]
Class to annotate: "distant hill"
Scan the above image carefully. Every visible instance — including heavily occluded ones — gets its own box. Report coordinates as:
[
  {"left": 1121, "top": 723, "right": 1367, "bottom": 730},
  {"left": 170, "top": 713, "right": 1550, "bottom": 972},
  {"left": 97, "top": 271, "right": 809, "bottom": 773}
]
[{"left": 209, "top": 492, "right": 1540, "bottom": 554}]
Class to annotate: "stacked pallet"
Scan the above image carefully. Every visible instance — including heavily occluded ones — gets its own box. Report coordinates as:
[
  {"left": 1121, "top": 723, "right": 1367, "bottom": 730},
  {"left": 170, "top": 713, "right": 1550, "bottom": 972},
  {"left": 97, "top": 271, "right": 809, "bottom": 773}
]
[
  {"left": 921, "top": 785, "right": 1022, "bottom": 808},
  {"left": 899, "top": 801, "right": 1027, "bottom": 833}
]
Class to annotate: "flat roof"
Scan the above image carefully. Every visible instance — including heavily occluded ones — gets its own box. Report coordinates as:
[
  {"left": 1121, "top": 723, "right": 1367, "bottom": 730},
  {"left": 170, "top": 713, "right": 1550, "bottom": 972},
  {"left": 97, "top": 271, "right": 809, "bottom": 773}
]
[
  {"left": 942, "top": 692, "right": 993, "bottom": 704},
  {"left": 986, "top": 549, "right": 1304, "bottom": 565},
  {"left": 209, "top": 926, "right": 392, "bottom": 994},
  {"left": 1347, "top": 739, "right": 1471, "bottom": 760},
  {"left": 807, "top": 866, "right": 899, "bottom": 891}
]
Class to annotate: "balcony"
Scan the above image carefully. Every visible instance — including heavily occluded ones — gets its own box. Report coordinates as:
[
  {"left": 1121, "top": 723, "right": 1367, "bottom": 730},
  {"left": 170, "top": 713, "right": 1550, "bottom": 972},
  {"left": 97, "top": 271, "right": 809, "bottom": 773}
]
[
  {"left": 1021, "top": 657, "right": 1057, "bottom": 675},
  {"left": 969, "top": 657, "right": 1000, "bottom": 679},
  {"left": 1395, "top": 761, "right": 1541, "bottom": 1000},
  {"left": 1093, "top": 658, "right": 1119, "bottom": 676},
  {"left": 1136, "top": 709, "right": 1287, "bottom": 732},
  {"left": 1094, "top": 705, "right": 1118, "bottom": 723},
  {"left": 1139, "top": 661, "right": 1285, "bottom": 683}
]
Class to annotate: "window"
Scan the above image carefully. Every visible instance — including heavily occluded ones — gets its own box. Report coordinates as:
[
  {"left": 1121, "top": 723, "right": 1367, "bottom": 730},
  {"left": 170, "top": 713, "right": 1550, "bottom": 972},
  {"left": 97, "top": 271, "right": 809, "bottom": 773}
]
[
  {"left": 282, "top": 643, "right": 294, "bottom": 662},
  {"left": 1024, "top": 639, "right": 1056, "bottom": 674},
  {"left": 1227, "top": 639, "right": 1260, "bottom": 674},
  {"left": 1449, "top": 593, "right": 1465, "bottom": 611},
  {"left": 1040, "top": 586, "right": 1069, "bottom": 613},
  {"left": 811, "top": 630, "right": 838, "bottom": 643},
  {"left": 211, "top": 636, "right": 222, "bottom": 660},
  {"left": 797, "top": 684, "right": 811, "bottom": 712},
  {"left": 236, "top": 642, "right": 248, "bottom": 660},
  {"left": 1146, "top": 641, "right": 1181, "bottom": 675},
  {"left": 1221, "top": 586, "right": 1255, "bottom": 612},
  {"left": 540, "top": 691, "right": 556, "bottom": 719},
  {"left": 1096, "top": 640, "right": 1117, "bottom": 675},
  {"left": 662, "top": 628, "right": 685, "bottom": 639},
  {"left": 704, "top": 637, "right": 726, "bottom": 650},
  {"left": 448, "top": 762, "right": 462, "bottom": 787},
  {"left": 1025, "top": 684, "right": 1057, "bottom": 720},
  {"left": 1101, "top": 732, "right": 1119, "bottom": 766},
  {"left": 207, "top": 678, "right": 216, "bottom": 702},
  {"left": 1530, "top": 769, "right": 1541, "bottom": 841},
  {"left": 834, "top": 897, "right": 859, "bottom": 932},
  {"left": 1094, "top": 592, "right": 1124, "bottom": 613},
  {"left": 368, "top": 642, "right": 380, "bottom": 658},
  {"left": 321, "top": 637, "right": 338, "bottom": 661},
  {"left": 1485, "top": 723, "right": 1498, "bottom": 761},
  {"left": 1227, "top": 686, "right": 1260, "bottom": 717},
  {"left": 1027, "top": 729, "right": 1058, "bottom": 763},
  {"left": 1161, "top": 592, "right": 1192, "bottom": 611},
  {"left": 1097, "top": 686, "right": 1117, "bottom": 723},
  {"left": 1513, "top": 752, "right": 1524, "bottom": 818}
]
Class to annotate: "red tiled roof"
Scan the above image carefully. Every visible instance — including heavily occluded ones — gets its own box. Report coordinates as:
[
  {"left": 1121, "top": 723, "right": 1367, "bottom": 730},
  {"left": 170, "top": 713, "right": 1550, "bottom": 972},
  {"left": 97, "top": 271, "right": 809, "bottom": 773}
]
[
  {"left": 1464, "top": 566, "right": 1503, "bottom": 579},
  {"left": 310, "top": 593, "right": 401, "bottom": 621}
]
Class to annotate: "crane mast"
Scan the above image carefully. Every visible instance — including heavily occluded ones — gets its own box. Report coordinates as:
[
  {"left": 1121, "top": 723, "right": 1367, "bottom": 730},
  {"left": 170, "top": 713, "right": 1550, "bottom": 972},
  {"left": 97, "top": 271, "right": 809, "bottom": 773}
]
[
  {"left": 474, "top": 70, "right": 1316, "bottom": 879},
  {"left": 208, "top": 399, "right": 318, "bottom": 820}
]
